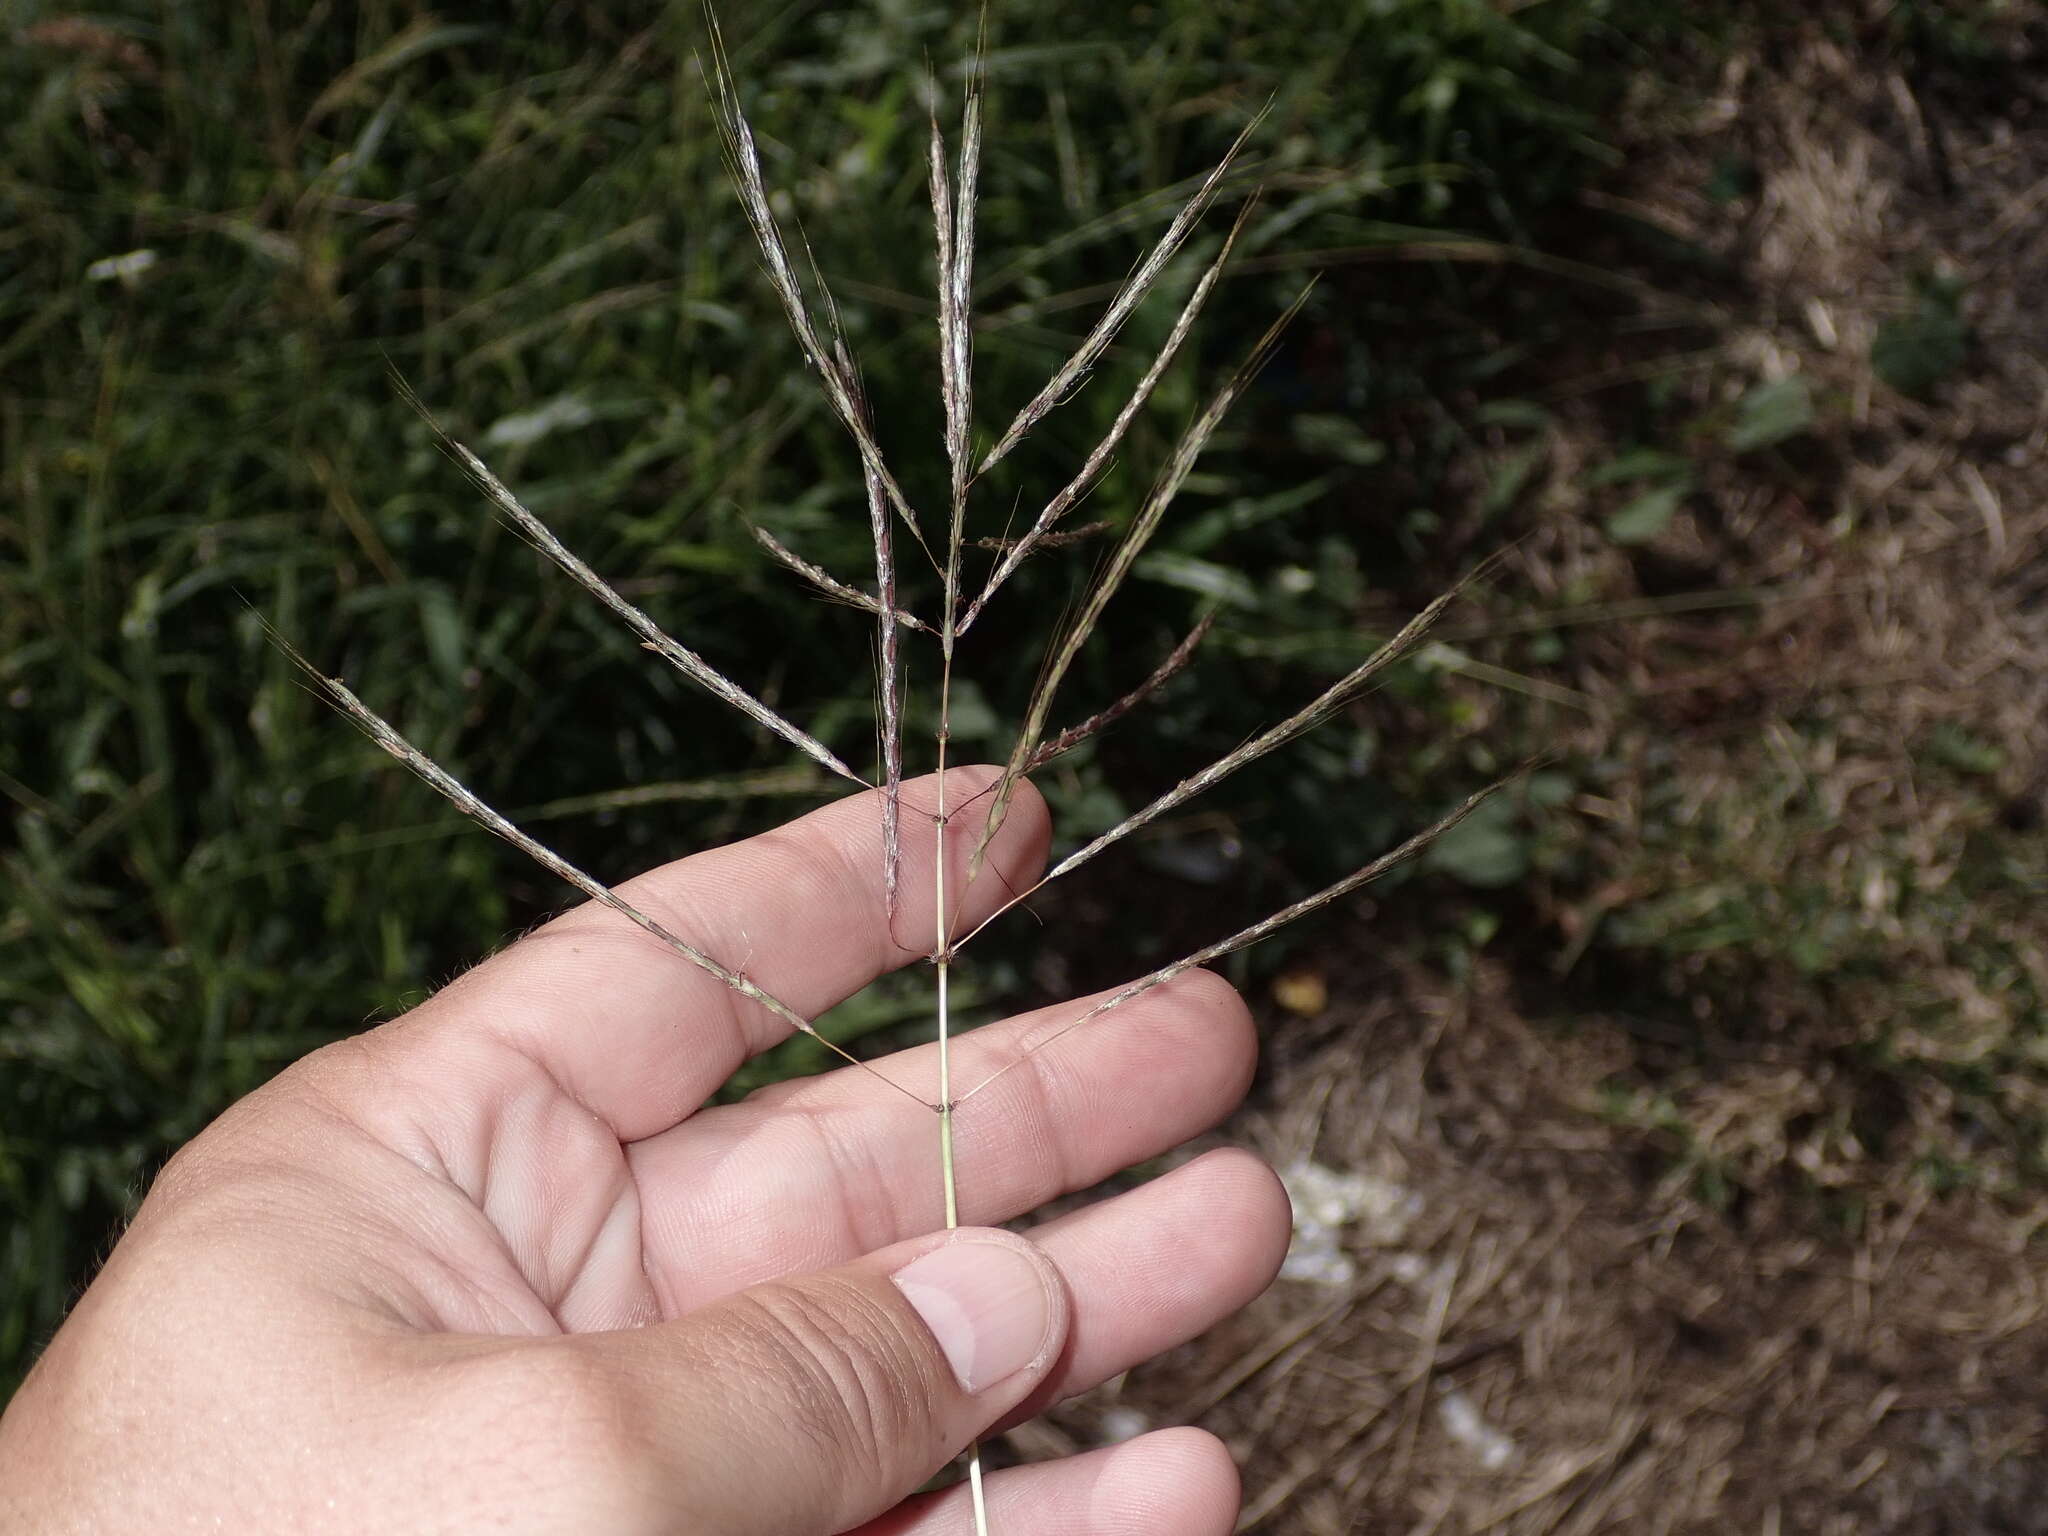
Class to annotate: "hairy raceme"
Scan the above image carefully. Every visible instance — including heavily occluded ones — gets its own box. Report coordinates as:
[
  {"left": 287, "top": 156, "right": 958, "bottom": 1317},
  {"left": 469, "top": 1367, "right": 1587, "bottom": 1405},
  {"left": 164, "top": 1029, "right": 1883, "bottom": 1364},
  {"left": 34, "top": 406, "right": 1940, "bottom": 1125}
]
[{"left": 295, "top": 19, "right": 1502, "bottom": 1530}]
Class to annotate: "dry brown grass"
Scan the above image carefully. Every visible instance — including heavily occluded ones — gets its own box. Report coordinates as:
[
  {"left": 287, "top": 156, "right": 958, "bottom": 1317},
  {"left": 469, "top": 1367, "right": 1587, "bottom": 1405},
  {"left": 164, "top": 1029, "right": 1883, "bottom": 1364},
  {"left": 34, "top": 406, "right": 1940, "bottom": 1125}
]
[{"left": 1086, "top": 972, "right": 2048, "bottom": 1534}]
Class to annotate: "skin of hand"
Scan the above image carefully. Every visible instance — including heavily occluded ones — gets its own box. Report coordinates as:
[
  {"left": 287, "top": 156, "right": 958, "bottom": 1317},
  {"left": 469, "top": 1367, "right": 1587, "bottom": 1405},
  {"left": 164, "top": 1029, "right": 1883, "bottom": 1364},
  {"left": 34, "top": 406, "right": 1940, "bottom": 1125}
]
[{"left": 0, "top": 768, "right": 1291, "bottom": 1534}]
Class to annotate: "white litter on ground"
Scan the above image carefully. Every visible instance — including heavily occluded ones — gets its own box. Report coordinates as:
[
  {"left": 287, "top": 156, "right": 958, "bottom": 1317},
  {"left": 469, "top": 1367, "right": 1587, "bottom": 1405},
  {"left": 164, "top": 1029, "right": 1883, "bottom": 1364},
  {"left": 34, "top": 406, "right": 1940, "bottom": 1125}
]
[
  {"left": 1385, "top": 1252, "right": 1433, "bottom": 1286},
  {"left": 1097, "top": 1407, "right": 1150, "bottom": 1444},
  {"left": 1278, "top": 1159, "right": 1423, "bottom": 1286},
  {"left": 1437, "top": 1387, "right": 1518, "bottom": 1470}
]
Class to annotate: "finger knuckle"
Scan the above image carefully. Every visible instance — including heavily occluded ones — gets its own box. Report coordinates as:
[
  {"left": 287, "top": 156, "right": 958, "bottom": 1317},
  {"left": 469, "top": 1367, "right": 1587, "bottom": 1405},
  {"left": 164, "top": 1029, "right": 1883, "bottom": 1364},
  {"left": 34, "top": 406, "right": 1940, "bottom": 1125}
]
[{"left": 733, "top": 1278, "right": 938, "bottom": 1478}]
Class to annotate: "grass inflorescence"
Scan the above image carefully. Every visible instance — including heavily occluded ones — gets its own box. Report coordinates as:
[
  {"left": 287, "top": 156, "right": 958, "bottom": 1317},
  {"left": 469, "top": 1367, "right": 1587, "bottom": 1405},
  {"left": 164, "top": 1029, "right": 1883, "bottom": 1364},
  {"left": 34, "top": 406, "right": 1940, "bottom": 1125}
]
[{"left": 273, "top": 17, "right": 1514, "bottom": 1516}]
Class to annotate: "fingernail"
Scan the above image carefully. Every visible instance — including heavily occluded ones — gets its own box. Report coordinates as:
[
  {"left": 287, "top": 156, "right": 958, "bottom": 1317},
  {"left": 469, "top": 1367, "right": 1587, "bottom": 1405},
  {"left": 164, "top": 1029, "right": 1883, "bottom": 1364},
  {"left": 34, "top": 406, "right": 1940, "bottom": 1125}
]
[{"left": 891, "top": 1239, "right": 1051, "bottom": 1394}]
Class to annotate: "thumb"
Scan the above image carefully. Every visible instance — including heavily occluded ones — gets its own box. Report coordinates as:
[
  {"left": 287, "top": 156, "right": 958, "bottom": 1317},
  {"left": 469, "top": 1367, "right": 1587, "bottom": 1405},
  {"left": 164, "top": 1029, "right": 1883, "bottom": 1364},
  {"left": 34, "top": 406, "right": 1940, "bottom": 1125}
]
[{"left": 569, "top": 1229, "right": 1069, "bottom": 1535}]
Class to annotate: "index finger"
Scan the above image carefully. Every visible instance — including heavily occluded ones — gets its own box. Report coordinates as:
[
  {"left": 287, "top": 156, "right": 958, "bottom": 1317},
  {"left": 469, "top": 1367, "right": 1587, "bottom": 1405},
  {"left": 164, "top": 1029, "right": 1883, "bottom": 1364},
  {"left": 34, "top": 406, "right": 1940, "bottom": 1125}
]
[{"left": 387, "top": 766, "right": 1049, "bottom": 1142}]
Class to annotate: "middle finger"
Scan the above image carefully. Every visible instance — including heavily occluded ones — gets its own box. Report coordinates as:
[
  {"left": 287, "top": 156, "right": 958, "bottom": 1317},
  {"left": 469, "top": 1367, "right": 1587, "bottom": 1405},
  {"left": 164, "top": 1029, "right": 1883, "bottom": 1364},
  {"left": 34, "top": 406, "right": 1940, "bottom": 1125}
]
[{"left": 626, "top": 967, "right": 1257, "bottom": 1310}]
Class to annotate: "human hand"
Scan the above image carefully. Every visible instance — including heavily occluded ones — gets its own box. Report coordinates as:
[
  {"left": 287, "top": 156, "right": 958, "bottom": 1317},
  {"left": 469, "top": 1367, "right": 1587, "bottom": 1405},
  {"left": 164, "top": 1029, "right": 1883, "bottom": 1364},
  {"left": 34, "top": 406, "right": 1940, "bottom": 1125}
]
[{"left": 0, "top": 768, "right": 1290, "bottom": 1534}]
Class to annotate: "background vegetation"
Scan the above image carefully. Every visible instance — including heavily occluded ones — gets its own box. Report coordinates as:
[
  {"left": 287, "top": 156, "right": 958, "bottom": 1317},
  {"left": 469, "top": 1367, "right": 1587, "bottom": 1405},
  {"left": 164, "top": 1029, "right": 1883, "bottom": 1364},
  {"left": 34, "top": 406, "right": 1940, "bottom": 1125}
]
[{"left": 4, "top": 0, "right": 2041, "bottom": 1424}]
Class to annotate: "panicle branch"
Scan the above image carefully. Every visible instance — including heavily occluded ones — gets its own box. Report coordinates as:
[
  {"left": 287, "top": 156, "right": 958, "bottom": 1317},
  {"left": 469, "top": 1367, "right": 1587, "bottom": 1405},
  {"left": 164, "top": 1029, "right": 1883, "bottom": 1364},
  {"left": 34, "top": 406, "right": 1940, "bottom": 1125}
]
[
  {"left": 1037, "top": 579, "right": 1464, "bottom": 889},
  {"left": 855, "top": 378, "right": 908, "bottom": 927},
  {"left": 953, "top": 574, "right": 1472, "bottom": 956},
  {"left": 746, "top": 522, "right": 930, "bottom": 632},
  {"left": 437, "top": 429, "right": 865, "bottom": 788},
  {"left": 931, "top": 29, "right": 986, "bottom": 689},
  {"left": 955, "top": 778, "right": 1513, "bottom": 1106},
  {"left": 705, "top": 13, "right": 933, "bottom": 567},
  {"left": 968, "top": 283, "right": 1313, "bottom": 877},
  {"left": 931, "top": 56, "right": 983, "bottom": 531},
  {"left": 970, "top": 521, "right": 1112, "bottom": 552},
  {"left": 274, "top": 633, "right": 928, "bottom": 1110},
  {"left": 975, "top": 112, "right": 1263, "bottom": 478},
  {"left": 1023, "top": 612, "right": 1215, "bottom": 773},
  {"left": 959, "top": 198, "right": 1256, "bottom": 635}
]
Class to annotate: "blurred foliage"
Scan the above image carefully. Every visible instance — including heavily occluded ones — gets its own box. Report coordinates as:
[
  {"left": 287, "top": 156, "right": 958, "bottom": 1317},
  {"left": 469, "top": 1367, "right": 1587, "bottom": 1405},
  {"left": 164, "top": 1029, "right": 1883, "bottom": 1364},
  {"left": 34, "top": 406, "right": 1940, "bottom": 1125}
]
[
  {"left": 1722, "top": 376, "right": 1816, "bottom": 454},
  {"left": 2, "top": 0, "right": 1652, "bottom": 1392},
  {"left": 1872, "top": 273, "right": 1971, "bottom": 399}
]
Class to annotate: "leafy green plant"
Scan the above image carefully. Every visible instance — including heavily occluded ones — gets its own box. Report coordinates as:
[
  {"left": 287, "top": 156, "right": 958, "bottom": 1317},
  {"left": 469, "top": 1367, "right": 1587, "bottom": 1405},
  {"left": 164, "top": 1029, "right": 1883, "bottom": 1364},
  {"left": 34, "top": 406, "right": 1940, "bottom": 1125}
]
[
  {"left": 1873, "top": 273, "right": 1971, "bottom": 399},
  {"left": 1591, "top": 446, "right": 1698, "bottom": 545},
  {"left": 1724, "top": 375, "right": 1816, "bottom": 453},
  {"left": 1581, "top": 371, "right": 1814, "bottom": 550}
]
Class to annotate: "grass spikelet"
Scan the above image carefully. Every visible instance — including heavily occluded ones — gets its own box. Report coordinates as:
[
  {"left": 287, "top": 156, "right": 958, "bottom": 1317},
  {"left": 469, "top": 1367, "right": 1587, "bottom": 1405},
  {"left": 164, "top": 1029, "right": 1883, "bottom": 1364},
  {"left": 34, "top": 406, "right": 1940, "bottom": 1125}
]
[{"left": 1024, "top": 612, "right": 1215, "bottom": 773}]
